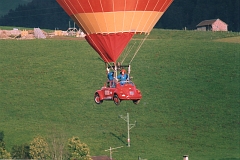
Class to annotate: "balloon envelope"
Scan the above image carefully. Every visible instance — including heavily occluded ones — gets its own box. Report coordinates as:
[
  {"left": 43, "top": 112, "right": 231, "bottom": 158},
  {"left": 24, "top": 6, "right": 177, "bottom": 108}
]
[{"left": 57, "top": 0, "right": 173, "bottom": 62}]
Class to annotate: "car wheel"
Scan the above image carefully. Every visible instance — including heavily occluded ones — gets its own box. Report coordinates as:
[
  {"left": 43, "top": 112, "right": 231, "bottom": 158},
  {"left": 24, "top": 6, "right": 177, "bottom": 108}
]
[
  {"left": 113, "top": 94, "right": 121, "bottom": 105},
  {"left": 94, "top": 93, "right": 103, "bottom": 104},
  {"left": 133, "top": 99, "right": 140, "bottom": 105}
]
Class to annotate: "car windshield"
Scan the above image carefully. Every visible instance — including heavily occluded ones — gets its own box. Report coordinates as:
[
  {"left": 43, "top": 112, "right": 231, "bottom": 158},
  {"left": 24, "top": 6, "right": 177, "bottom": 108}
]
[
  {"left": 118, "top": 80, "right": 135, "bottom": 86},
  {"left": 107, "top": 80, "right": 135, "bottom": 88}
]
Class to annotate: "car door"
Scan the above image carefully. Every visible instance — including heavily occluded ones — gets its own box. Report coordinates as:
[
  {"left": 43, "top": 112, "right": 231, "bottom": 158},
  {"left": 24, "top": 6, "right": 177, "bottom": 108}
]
[{"left": 102, "top": 85, "right": 114, "bottom": 100}]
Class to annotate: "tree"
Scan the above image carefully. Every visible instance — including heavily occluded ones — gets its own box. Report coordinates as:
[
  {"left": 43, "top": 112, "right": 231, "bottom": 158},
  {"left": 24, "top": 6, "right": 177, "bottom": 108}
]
[
  {"left": 0, "top": 0, "right": 239, "bottom": 32},
  {"left": 0, "top": 147, "right": 11, "bottom": 159},
  {"left": 48, "top": 133, "right": 67, "bottom": 160},
  {"left": 29, "top": 136, "right": 50, "bottom": 159},
  {"left": 0, "top": 131, "right": 11, "bottom": 159},
  {"left": 0, "top": 131, "right": 4, "bottom": 148},
  {"left": 11, "top": 143, "right": 30, "bottom": 159},
  {"left": 67, "top": 136, "right": 91, "bottom": 160}
]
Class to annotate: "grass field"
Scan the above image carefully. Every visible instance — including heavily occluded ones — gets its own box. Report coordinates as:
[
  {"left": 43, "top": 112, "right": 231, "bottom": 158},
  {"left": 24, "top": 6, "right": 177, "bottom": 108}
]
[{"left": 0, "top": 29, "right": 239, "bottom": 160}]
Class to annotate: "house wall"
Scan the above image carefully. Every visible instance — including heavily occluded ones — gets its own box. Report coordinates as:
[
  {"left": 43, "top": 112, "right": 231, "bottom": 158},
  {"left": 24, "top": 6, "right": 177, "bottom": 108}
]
[
  {"left": 212, "top": 19, "right": 228, "bottom": 31},
  {"left": 197, "top": 27, "right": 206, "bottom": 31}
]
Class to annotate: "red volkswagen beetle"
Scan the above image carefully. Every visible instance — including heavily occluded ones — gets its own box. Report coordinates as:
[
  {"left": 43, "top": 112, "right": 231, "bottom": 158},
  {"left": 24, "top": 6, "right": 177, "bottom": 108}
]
[{"left": 94, "top": 80, "right": 142, "bottom": 105}]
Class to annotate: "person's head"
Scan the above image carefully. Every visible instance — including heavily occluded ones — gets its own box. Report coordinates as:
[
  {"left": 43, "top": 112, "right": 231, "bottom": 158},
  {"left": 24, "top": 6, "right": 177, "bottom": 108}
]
[{"left": 121, "top": 69, "right": 126, "bottom": 75}]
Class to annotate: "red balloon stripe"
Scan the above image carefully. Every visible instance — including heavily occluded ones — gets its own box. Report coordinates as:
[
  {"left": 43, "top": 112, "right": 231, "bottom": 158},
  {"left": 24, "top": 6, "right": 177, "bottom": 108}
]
[{"left": 57, "top": 0, "right": 173, "bottom": 15}]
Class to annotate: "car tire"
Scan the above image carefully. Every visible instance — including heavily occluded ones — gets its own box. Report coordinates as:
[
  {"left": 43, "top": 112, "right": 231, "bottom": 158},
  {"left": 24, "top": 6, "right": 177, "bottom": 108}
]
[
  {"left": 94, "top": 93, "right": 103, "bottom": 104},
  {"left": 133, "top": 99, "right": 140, "bottom": 105},
  {"left": 113, "top": 94, "right": 121, "bottom": 105}
]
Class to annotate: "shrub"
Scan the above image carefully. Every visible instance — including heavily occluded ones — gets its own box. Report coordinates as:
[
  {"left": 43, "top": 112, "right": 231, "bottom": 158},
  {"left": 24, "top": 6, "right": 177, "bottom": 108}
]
[
  {"left": 11, "top": 143, "right": 30, "bottom": 159},
  {"left": 68, "top": 136, "right": 91, "bottom": 160},
  {"left": 0, "top": 147, "right": 11, "bottom": 159},
  {"left": 29, "top": 136, "right": 50, "bottom": 159},
  {"left": 0, "top": 131, "right": 11, "bottom": 159}
]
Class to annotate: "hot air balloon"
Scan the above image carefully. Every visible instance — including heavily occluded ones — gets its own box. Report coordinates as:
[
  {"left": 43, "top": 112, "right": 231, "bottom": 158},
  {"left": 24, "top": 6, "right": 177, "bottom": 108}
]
[
  {"left": 56, "top": 0, "right": 173, "bottom": 105},
  {"left": 56, "top": 0, "right": 173, "bottom": 63}
]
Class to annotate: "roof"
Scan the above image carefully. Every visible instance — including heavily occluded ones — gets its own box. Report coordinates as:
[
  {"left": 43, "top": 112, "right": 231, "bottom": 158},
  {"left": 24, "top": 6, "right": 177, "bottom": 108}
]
[{"left": 196, "top": 19, "right": 227, "bottom": 27}]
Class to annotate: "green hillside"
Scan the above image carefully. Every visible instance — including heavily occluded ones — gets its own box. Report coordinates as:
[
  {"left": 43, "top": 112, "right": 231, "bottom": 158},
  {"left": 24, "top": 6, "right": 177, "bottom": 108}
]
[{"left": 0, "top": 29, "right": 239, "bottom": 160}]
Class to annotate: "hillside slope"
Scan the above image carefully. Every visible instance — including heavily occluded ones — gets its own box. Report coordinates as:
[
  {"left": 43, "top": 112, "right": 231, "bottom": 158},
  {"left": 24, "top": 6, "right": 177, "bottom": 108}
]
[{"left": 0, "top": 29, "right": 239, "bottom": 160}]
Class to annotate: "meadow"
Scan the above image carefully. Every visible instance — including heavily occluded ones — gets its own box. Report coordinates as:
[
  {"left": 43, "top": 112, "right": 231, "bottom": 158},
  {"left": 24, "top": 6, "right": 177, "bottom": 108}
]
[{"left": 0, "top": 29, "right": 239, "bottom": 160}]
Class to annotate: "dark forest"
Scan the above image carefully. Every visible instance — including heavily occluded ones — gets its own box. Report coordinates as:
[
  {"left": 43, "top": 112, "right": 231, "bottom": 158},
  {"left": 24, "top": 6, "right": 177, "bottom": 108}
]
[{"left": 0, "top": 0, "right": 239, "bottom": 32}]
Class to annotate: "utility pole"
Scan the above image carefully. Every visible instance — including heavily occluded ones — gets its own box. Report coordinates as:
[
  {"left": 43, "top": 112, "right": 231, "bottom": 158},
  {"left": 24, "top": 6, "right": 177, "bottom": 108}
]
[
  {"left": 119, "top": 113, "right": 136, "bottom": 147},
  {"left": 105, "top": 146, "right": 123, "bottom": 160}
]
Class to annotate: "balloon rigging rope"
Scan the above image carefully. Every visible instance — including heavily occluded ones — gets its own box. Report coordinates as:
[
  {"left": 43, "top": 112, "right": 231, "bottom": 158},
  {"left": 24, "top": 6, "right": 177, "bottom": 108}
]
[
  {"left": 145, "top": 0, "right": 160, "bottom": 32},
  {"left": 129, "top": 34, "right": 149, "bottom": 64},
  {"left": 127, "top": 0, "right": 150, "bottom": 65},
  {"left": 122, "top": 0, "right": 127, "bottom": 33},
  {"left": 121, "top": 41, "right": 136, "bottom": 64},
  {"left": 100, "top": 0, "right": 108, "bottom": 33}
]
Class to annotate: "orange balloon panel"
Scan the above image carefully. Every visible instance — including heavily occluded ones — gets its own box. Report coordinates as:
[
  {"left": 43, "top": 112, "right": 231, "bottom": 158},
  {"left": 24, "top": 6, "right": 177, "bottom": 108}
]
[
  {"left": 71, "top": 11, "right": 163, "bottom": 34},
  {"left": 56, "top": 0, "right": 173, "bottom": 63}
]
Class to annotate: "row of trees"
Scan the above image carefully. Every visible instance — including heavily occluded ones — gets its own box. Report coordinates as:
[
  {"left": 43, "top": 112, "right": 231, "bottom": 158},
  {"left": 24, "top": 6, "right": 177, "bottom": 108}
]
[
  {"left": 0, "top": 0, "right": 239, "bottom": 32},
  {"left": 0, "top": 131, "right": 92, "bottom": 160}
]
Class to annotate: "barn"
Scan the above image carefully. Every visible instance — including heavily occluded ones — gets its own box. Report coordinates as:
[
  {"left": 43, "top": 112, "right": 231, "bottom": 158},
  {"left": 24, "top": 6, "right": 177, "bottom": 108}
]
[{"left": 196, "top": 19, "right": 228, "bottom": 31}]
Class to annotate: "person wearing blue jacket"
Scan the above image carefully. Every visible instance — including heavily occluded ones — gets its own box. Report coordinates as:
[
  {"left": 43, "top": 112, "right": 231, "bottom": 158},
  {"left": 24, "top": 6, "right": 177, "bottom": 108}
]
[
  {"left": 117, "top": 69, "right": 128, "bottom": 85},
  {"left": 107, "top": 69, "right": 116, "bottom": 87},
  {"left": 107, "top": 71, "right": 114, "bottom": 81}
]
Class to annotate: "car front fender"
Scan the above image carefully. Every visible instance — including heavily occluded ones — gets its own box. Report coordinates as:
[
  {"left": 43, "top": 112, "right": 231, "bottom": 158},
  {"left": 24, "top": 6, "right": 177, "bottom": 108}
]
[{"left": 95, "top": 90, "right": 104, "bottom": 100}]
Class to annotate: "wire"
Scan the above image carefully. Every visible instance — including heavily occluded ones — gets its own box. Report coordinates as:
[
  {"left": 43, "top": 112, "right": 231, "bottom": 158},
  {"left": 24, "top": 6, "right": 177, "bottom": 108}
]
[
  {"left": 121, "top": 41, "right": 136, "bottom": 64},
  {"left": 129, "top": 33, "right": 149, "bottom": 64}
]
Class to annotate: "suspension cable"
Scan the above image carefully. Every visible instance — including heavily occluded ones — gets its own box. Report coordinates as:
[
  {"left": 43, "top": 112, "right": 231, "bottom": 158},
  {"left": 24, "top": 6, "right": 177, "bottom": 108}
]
[
  {"left": 129, "top": 33, "right": 149, "bottom": 64},
  {"left": 121, "top": 41, "right": 136, "bottom": 64}
]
